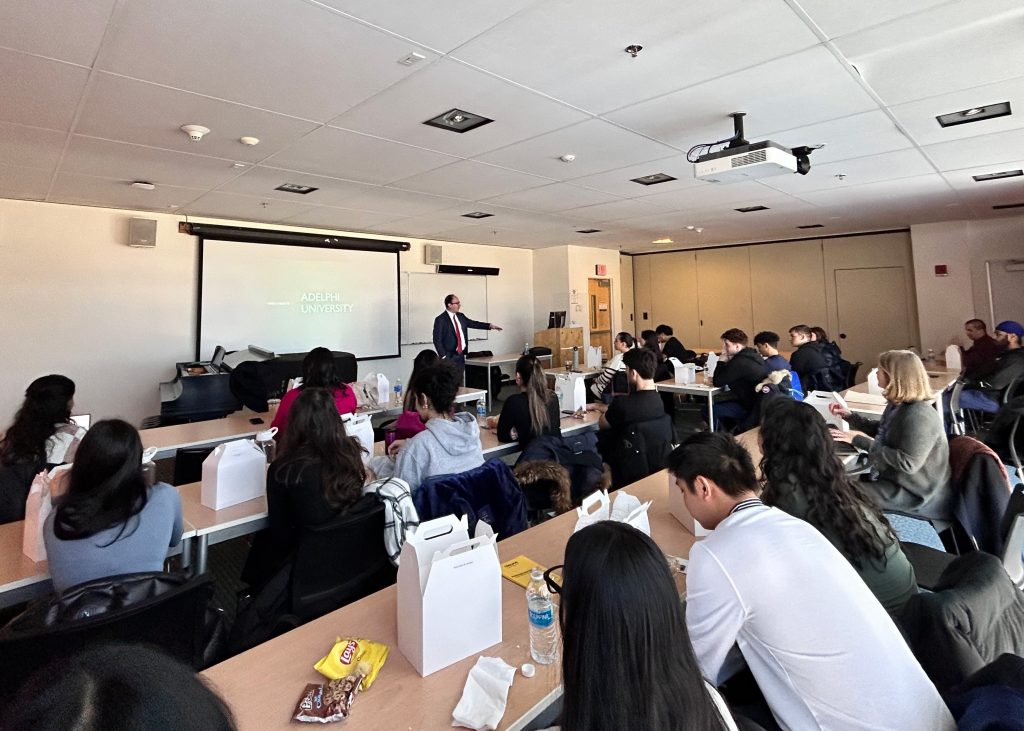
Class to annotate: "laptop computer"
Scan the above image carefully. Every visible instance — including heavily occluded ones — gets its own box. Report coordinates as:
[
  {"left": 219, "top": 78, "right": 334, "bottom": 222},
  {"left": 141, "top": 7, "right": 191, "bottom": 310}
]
[{"left": 70, "top": 414, "right": 91, "bottom": 429}]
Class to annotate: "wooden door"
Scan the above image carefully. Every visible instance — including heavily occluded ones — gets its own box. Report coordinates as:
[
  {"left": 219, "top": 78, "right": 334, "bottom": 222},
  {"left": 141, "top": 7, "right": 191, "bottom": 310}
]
[
  {"left": 835, "top": 267, "right": 913, "bottom": 369},
  {"left": 588, "top": 278, "right": 613, "bottom": 359}
]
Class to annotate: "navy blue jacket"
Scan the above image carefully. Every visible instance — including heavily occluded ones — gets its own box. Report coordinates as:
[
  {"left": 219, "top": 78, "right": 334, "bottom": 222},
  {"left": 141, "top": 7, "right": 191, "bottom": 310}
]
[{"left": 432, "top": 311, "right": 490, "bottom": 359}]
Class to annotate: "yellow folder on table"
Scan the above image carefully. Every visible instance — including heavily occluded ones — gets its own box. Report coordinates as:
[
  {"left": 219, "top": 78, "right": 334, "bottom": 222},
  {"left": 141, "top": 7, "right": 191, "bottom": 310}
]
[{"left": 501, "top": 555, "right": 544, "bottom": 588}]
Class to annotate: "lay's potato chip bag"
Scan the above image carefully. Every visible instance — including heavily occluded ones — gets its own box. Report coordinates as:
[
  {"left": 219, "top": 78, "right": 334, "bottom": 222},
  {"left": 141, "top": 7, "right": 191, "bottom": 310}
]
[{"left": 314, "top": 638, "right": 389, "bottom": 690}]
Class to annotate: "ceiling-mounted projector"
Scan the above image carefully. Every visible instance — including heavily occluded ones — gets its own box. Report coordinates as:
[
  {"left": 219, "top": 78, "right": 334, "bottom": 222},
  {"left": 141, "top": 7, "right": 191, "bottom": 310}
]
[{"left": 690, "top": 112, "right": 821, "bottom": 183}]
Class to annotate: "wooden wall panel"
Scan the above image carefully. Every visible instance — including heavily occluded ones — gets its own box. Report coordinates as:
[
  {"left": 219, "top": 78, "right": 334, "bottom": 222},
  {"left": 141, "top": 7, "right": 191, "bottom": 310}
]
[
  {"left": 696, "top": 247, "right": 753, "bottom": 349},
  {"left": 749, "top": 239, "right": 827, "bottom": 338}
]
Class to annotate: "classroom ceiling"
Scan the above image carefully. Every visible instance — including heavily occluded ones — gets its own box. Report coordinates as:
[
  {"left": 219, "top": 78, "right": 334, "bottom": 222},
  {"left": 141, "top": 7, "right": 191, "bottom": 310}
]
[{"left": 1, "top": 0, "right": 1023, "bottom": 253}]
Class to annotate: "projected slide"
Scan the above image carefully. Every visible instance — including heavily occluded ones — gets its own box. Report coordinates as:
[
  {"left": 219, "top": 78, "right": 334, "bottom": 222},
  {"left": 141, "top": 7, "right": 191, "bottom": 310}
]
[{"left": 199, "top": 240, "right": 400, "bottom": 359}]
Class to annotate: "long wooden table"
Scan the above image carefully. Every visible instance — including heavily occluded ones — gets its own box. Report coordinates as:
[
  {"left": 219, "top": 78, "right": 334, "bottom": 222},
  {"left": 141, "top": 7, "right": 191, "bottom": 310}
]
[
  {"left": 655, "top": 373, "right": 721, "bottom": 426},
  {"left": 201, "top": 470, "right": 695, "bottom": 731}
]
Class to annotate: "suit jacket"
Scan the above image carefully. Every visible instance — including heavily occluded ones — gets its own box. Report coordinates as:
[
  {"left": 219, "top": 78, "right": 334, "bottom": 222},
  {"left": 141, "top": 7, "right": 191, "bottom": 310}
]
[{"left": 432, "top": 311, "right": 490, "bottom": 358}]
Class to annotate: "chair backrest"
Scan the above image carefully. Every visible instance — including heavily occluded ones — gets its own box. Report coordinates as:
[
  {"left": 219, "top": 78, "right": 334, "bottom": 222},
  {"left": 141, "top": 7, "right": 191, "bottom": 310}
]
[
  {"left": 1000, "top": 484, "right": 1024, "bottom": 588},
  {"left": 607, "top": 413, "right": 674, "bottom": 488},
  {"left": 0, "top": 572, "right": 218, "bottom": 703},
  {"left": 1002, "top": 377, "right": 1024, "bottom": 405},
  {"left": 290, "top": 496, "right": 396, "bottom": 622},
  {"left": 415, "top": 459, "right": 527, "bottom": 538},
  {"left": 950, "top": 436, "right": 1012, "bottom": 555},
  {"left": 845, "top": 361, "right": 863, "bottom": 389},
  {"left": 0, "top": 461, "right": 42, "bottom": 525},
  {"left": 173, "top": 446, "right": 215, "bottom": 485},
  {"left": 528, "top": 346, "right": 552, "bottom": 357}
]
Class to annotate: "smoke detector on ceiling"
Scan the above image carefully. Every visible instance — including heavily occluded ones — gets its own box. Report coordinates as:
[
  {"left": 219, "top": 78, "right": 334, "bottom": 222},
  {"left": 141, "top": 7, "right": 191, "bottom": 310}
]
[{"left": 180, "top": 124, "right": 210, "bottom": 142}]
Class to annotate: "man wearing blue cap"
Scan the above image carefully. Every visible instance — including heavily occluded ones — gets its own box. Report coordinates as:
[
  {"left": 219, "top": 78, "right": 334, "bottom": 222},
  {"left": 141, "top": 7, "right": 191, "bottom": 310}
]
[{"left": 948, "top": 320, "right": 1024, "bottom": 422}]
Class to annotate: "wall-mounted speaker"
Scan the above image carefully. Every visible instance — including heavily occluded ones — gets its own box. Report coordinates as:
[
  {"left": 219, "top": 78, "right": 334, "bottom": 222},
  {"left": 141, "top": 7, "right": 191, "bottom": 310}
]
[
  {"left": 424, "top": 244, "right": 442, "bottom": 265},
  {"left": 128, "top": 217, "right": 157, "bottom": 248},
  {"left": 436, "top": 264, "right": 499, "bottom": 276}
]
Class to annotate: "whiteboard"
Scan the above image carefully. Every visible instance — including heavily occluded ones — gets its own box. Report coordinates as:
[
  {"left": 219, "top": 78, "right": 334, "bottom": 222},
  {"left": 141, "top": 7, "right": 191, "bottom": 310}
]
[{"left": 402, "top": 273, "right": 489, "bottom": 345}]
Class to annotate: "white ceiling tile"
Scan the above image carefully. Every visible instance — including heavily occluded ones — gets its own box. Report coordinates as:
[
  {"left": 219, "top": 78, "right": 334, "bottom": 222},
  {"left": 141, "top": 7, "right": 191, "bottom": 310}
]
[
  {"left": 61, "top": 136, "right": 241, "bottom": 188},
  {"left": 940, "top": 159, "right": 1024, "bottom": 191},
  {"left": 790, "top": 173, "right": 957, "bottom": 209},
  {"left": 796, "top": 0, "right": 953, "bottom": 39},
  {"left": 96, "top": 0, "right": 440, "bottom": 121},
  {"left": 924, "top": 128, "right": 1024, "bottom": 172},
  {"left": 606, "top": 47, "right": 877, "bottom": 150},
  {"left": 641, "top": 180, "right": 797, "bottom": 212},
  {"left": 334, "top": 186, "right": 467, "bottom": 216},
  {"left": 217, "top": 166, "right": 375, "bottom": 206},
  {"left": 0, "top": 49, "right": 89, "bottom": 130},
  {"left": 275, "top": 206, "right": 408, "bottom": 232},
  {"left": 561, "top": 197, "right": 673, "bottom": 223},
  {"left": 391, "top": 160, "right": 553, "bottom": 199},
  {"left": 313, "top": 0, "right": 539, "bottom": 54},
  {"left": 0, "top": 0, "right": 116, "bottom": 66},
  {"left": 48, "top": 173, "right": 205, "bottom": 211},
  {"left": 76, "top": 74, "right": 320, "bottom": 162},
  {"left": 758, "top": 149, "right": 935, "bottom": 195},
  {"left": 562, "top": 156, "right": 705, "bottom": 197},
  {"left": 183, "top": 191, "right": 318, "bottom": 223},
  {"left": 0, "top": 164, "right": 53, "bottom": 201},
  {"left": 835, "top": 1, "right": 1024, "bottom": 105},
  {"left": 330, "top": 58, "right": 588, "bottom": 157},
  {"left": 887, "top": 76, "right": 1024, "bottom": 146},
  {"left": 482, "top": 183, "right": 622, "bottom": 213},
  {"left": 474, "top": 119, "right": 680, "bottom": 180},
  {"left": 264, "top": 126, "right": 459, "bottom": 184},
  {"left": 0, "top": 123, "right": 67, "bottom": 171},
  {"left": 765, "top": 110, "right": 914, "bottom": 164},
  {"left": 452, "top": 0, "right": 820, "bottom": 114}
]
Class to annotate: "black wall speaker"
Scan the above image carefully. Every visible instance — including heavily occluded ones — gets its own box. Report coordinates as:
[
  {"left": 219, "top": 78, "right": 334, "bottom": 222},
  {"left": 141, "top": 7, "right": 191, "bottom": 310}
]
[{"left": 436, "top": 264, "right": 499, "bottom": 276}]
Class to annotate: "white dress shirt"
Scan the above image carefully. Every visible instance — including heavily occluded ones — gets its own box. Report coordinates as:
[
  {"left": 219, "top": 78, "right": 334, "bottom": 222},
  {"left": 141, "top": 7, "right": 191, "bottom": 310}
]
[{"left": 686, "top": 502, "right": 953, "bottom": 731}]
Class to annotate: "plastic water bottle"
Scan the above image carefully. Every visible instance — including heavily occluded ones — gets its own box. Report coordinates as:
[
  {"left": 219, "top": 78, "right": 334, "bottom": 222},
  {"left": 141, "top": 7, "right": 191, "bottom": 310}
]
[
  {"left": 926, "top": 348, "right": 936, "bottom": 364},
  {"left": 526, "top": 568, "right": 559, "bottom": 664},
  {"left": 523, "top": 341, "right": 530, "bottom": 356},
  {"left": 476, "top": 399, "right": 487, "bottom": 425},
  {"left": 393, "top": 378, "right": 402, "bottom": 407}
]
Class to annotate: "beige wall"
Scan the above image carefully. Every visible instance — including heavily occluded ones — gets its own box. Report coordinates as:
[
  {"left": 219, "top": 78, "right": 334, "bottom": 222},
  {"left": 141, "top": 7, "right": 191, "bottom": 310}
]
[
  {"left": 0, "top": 199, "right": 533, "bottom": 427},
  {"left": 619, "top": 254, "right": 635, "bottom": 335},
  {"left": 911, "top": 216, "right": 1024, "bottom": 353}
]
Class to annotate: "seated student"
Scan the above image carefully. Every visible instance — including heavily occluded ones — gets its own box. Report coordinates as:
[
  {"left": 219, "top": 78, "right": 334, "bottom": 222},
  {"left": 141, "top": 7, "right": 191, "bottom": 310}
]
[
  {"left": 392, "top": 349, "right": 438, "bottom": 439},
  {"left": 540, "top": 521, "right": 738, "bottom": 731},
  {"left": 655, "top": 324, "right": 697, "bottom": 364},
  {"left": 1, "top": 375, "right": 86, "bottom": 524},
  {"left": 391, "top": 361, "right": 484, "bottom": 492},
  {"left": 44, "top": 420, "right": 183, "bottom": 594},
  {"left": 489, "top": 355, "right": 560, "bottom": 448},
  {"left": 832, "top": 350, "right": 953, "bottom": 522},
  {"left": 589, "top": 332, "right": 635, "bottom": 402},
  {"left": 759, "top": 399, "right": 917, "bottom": 614},
  {"left": 270, "top": 347, "right": 356, "bottom": 436},
  {"left": 958, "top": 318, "right": 1000, "bottom": 379},
  {"left": 589, "top": 348, "right": 664, "bottom": 431},
  {"left": 708, "top": 328, "right": 767, "bottom": 430},
  {"left": 948, "top": 320, "right": 1024, "bottom": 416},
  {"left": 242, "top": 387, "right": 386, "bottom": 590},
  {"left": 669, "top": 432, "right": 954, "bottom": 731},
  {"left": 753, "top": 330, "right": 802, "bottom": 397},
  {"left": 2, "top": 643, "right": 237, "bottom": 731},
  {"left": 788, "top": 324, "right": 833, "bottom": 391}
]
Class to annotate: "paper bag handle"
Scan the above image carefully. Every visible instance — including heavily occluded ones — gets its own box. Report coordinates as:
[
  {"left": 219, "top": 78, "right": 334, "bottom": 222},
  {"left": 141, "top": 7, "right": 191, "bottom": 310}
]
[
  {"left": 578, "top": 489, "right": 609, "bottom": 517},
  {"left": 415, "top": 514, "right": 466, "bottom": 541},
  {"left": 436, "top": 534, "right": 495, "bottom": 560}
]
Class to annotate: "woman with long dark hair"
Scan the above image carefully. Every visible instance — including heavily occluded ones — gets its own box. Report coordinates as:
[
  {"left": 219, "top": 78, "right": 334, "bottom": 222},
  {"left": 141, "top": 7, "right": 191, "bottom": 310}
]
[
  {"left": 544, "top": 521, "right": 735, "bottom": 731},
  {"left": 491, "top": 355, "right": 560, "bottom": 447},
  {"left": 1, "top": 374, "right": 84, "bottom": 468},
  {"left": 270, "top": 347, "right": 356, "bottom": 435},
  {"left": 44, "top": 419, "right": 183, "bottom": 593},
  {"left": 760, "top": 398, "right": 917, "bottom": 613},
  {"left": 392, "top": 349, "right": 439, "bottom": 439}
]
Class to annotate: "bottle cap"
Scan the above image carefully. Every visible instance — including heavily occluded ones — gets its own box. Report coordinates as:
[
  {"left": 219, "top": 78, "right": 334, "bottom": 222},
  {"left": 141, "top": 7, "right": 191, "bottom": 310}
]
[{"left": 520, "top": 663, "right": 536, "bottom": 678}]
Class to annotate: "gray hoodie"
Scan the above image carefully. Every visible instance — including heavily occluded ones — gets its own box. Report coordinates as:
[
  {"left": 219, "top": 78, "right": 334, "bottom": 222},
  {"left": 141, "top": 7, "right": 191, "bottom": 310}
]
[{"left": 394, "top": 412, "right": 485, "bottom": 491}]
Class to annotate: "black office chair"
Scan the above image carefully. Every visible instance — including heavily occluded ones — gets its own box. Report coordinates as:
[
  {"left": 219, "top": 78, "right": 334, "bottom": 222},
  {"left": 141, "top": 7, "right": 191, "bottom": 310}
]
[
  {"left": 172, "top": 446, "right": 215, "bottom": 485},
  {"left": 844, "top": 361, "right": 863, "bottom": 389},
  {"left": 0, "top": 572, "right": 224, "bottom": 703},
  {"left": 284, "top": 496, "right": 396, "bottom": 625}
]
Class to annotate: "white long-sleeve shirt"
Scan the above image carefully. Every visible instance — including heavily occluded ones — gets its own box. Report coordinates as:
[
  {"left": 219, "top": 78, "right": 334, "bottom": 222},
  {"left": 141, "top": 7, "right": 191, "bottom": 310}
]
[{"left": 686, "top": 502, "right": 953, "bottom": 731}]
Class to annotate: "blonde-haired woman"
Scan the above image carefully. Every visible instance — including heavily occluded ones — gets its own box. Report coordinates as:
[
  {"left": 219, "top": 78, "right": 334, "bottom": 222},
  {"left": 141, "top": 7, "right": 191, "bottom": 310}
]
[{"left": 830, "top": 350, "right": 952, "bottom": 522}]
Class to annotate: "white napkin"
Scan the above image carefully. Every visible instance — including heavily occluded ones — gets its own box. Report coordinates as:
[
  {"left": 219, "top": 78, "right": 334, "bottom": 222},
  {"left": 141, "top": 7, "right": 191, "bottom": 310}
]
[{"left": 451, "top": 656, "right": 517, "bottom": 730}]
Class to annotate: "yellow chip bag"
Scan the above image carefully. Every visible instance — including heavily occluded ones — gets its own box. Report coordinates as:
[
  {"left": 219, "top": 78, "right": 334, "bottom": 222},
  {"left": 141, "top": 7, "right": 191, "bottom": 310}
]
[{"left": 314, "top": 638, "right": 389, "bottom": 690}]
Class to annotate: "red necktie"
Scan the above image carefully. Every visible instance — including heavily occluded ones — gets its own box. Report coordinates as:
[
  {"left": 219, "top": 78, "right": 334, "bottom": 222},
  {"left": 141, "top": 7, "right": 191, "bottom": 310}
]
[{"left": 454, "top": 315, "right": 464, "bottom": 354}]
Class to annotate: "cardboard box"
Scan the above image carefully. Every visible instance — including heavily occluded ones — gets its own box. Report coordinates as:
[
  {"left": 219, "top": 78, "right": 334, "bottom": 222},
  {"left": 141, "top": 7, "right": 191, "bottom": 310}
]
[
  {"left": 666, "top": 472, "right": 711, "bottom": 538},
  {"left": 201, "top": 439, "right": 267, "bottom": 510}
]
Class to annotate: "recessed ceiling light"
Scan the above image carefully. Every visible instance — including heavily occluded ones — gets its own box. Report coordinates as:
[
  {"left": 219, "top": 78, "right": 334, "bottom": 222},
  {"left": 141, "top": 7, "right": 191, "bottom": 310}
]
[
  {"left": 398, "top": 51, "right": 426, "bottom": 66},
  {"left": 936, "top": 101, "right": 1011, "bottom": 127},
  {"left": 797, "top": 224, "right": 824, "bottom": 229},
  {"left": 735, "top": 205, "right": 770, "bottom": 213},
  {"left": 992, "top": 202, "right": 1024, "bottom": 210},
  {"left": 462, "top": 211, "right": 493, "bottom": 219},
  {"left": 274, "top": 183, "right": 318, "bottom": 194},
  {"left": 630, "top": 173, "right": 677, "bottom": 186},
  {"left": 423, "top": 108, "right": 493, "bottom": 134},
  {"left": 652, "top": 237, "right": 673, "bottom": 244},
  {"left": 576, "top": 228, "right": 601, "bottom": 234},
  {"left": 972, "top": 169, "right": 1023, "bottom": 182},
  {"left": 130, "top": 181, "right": 155, "bottom": 190}
]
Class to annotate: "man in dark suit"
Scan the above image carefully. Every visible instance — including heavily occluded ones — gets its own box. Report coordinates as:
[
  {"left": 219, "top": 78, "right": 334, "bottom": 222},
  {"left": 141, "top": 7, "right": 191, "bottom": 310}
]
[{"left": 432, "top": 294, "right": 502, "bottom": 371}]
